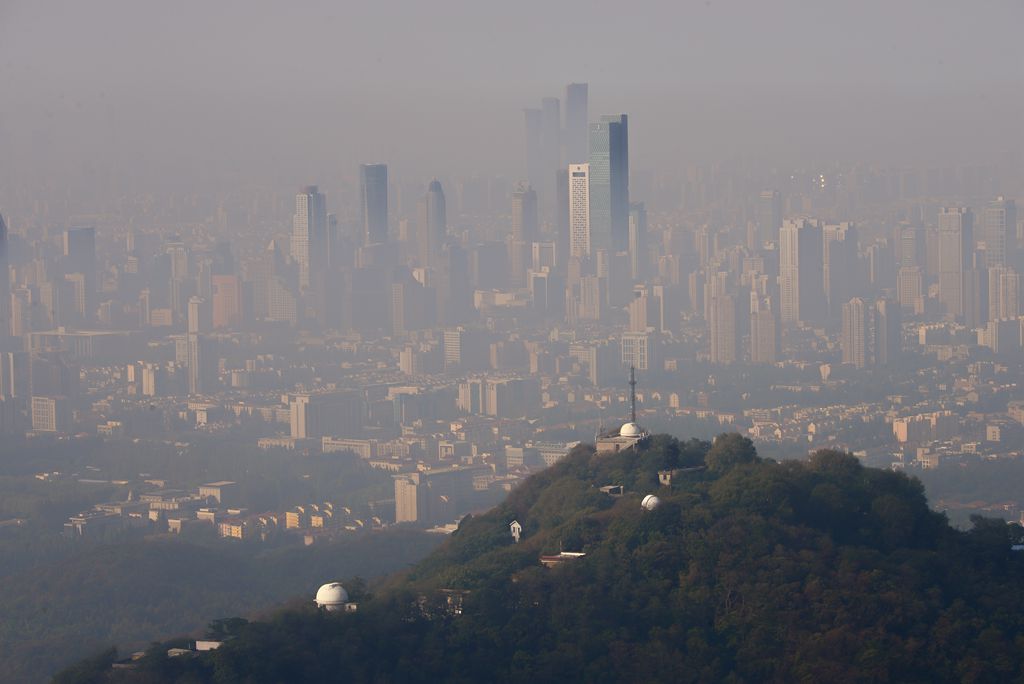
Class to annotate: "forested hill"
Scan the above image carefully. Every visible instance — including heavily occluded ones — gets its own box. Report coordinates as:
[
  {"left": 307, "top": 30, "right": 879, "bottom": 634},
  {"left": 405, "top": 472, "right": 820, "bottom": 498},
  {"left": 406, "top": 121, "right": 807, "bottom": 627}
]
[{"left": 60, "top": 434, "right": 1024, "bottom": 683}]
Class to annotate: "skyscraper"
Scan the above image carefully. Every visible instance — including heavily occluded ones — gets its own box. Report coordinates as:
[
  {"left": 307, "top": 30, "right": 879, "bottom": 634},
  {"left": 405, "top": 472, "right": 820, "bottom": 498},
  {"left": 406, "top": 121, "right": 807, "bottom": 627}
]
[
  {"left": 823, "top": 222, "right": 858, "bottom": 320},
  {"left": 628, "top": 203, "right": 647, "bottom": 281},
  {"left": 874, "top": 297, "right": 901, "bottom": 367},
  {"left": 564, "top": 83, "right": 589, "bottom": 164},
  {"left": 841, "top": 297, "right": 868, "bottom": 368},
  {"left": 983, "top": 197, "right": 1016, "bottom": 268},
  {"left": 541, "top": 97, "right": 561, "bottom": 187},
  {"left": 779, "top": 219, "right": 826, "bottom": 325},
  {"left": 292, "top": 186, "right": 326, "bottom": 290},
  {"left": 756, "top": 190, "right": 783, "bottom": 246},
  {"left": 0, "top": 214, "right": 8, "bottom": 336},
  {"left": 510, "top": 185, "right": 538, "bottom": 288},
  {"left": 749, "top": 294, "right": 778, "bottom": 364},
  {"left": 568, "top": 164, "right": 591, "bottom": 258},
  {"left": 360, "top": 164, "right": 389, "bottom": 246},
  {"left": 938, "top": 207, "right": 974, "bottom": 319},
  {"left": 511, "top": 185, "right": 539, "bottom": 243},
  {"left": 524, "top": 108, "right": 543, "bottom": 198},
  {"left": 708, "top": 294, "right": 737, "bottom": 364},
  {"left": 63, "top": 226, "right": 96, "bottom": 321},
  {"left": 417, "top": 180, "right": 447, "bottom": 269},
  {"left": 588, "top": 115, "right": 629, "bottom": 253}
]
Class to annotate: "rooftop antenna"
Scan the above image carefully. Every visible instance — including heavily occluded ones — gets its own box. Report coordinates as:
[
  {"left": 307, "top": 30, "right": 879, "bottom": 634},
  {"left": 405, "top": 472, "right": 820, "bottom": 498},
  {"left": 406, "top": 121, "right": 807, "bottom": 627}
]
[{"left": 629, "top": 365, "right": 637, "bottom": 424}]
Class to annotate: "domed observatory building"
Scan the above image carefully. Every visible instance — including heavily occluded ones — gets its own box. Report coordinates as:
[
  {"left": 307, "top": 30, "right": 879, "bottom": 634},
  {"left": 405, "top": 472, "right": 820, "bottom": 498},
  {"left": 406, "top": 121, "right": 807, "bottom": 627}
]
[
  {"left": 315, "top": 582, "right": 358, "bottom": 613},
  {"left": 597, "top": 366, "right": 650, "bottom": 453}
]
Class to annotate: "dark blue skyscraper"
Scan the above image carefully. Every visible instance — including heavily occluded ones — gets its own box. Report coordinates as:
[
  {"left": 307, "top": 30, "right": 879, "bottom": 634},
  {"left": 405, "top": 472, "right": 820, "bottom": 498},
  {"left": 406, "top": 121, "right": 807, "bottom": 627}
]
[
  {"left": 360, "top": 164, "right": 389, "bottom": 246},
  {"left": 589, "top": 115, "right": 629, "bottom": 253}
]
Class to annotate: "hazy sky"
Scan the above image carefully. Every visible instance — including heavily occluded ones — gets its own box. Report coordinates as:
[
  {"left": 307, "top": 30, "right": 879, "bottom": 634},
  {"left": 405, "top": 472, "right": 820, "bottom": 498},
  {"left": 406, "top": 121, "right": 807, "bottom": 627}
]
[{"left": 1, "top": 0, "right": 1022, "bottom": 201}]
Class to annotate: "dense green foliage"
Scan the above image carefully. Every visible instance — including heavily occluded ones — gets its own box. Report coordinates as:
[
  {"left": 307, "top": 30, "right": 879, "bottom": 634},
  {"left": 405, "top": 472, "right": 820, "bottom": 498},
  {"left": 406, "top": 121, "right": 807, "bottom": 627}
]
[
  {"left": 61, "top": 434, "right": 1024, "bottom": 683},
  {"left": 0, "top": 530, "right": 441, "bottom": 684}
]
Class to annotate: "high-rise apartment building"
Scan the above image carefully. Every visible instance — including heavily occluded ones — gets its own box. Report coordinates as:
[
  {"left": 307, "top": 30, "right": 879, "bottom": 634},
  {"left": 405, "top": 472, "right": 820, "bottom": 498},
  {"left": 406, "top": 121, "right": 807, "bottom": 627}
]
[
  {"left": 897, "top": 266, "right": 924, "bottom": 314},
  {"left": 708, "top": 294, "right": 737, "bottom": 364},
  {"left": 841, "top": 297, "right": 869, "bottom": 368},
  {"left": 359, "top": 164, "right": 389, "bottom": 246},
  {"left": 588, "top": 115, "right": 629, "bottom": 253},
  {"left": 292, "top": 186, "right": 326, "bottom": 291},
  {"left": 779, "top": 219, "right": 826, "bottom": 325},
  {"left": 211, "top": 275, "right": 242, "bottom": 329},
  {"left": 938, "top": 207, "right": 974, "bottom": 319},
  {"left": 749, "top": 294, "right": 778, "bottom": 364},
  {"left": 983, "top": 197, "right": 1016, "bottom": 268},
  {"left": 568, "top": 164, "right": 591, "bottom": 258}
]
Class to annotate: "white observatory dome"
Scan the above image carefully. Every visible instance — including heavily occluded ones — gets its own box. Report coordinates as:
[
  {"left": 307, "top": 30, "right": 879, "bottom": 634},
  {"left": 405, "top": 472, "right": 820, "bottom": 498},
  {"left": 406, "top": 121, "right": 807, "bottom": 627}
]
[
  {"left": 315, "top": 582, "right": 349, "bottom": 611},
  {"left": 619, "top": 422, "right": 643, "bottom": 438},
  {"left": 641, "top": 494, "right": 661, "bottom": 511}
]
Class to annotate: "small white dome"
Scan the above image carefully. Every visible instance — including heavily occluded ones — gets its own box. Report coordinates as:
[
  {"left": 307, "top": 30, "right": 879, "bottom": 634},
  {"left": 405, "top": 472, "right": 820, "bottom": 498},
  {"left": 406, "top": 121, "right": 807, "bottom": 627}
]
[
  {"left": 315, "top": 582, "right": 349, "bottom": 610},
  {"left": 619, "top": 422, "right": 643, "bottom": 438},
  {"left": 641, "top": 494, "right": 661, "bottom": 511}
]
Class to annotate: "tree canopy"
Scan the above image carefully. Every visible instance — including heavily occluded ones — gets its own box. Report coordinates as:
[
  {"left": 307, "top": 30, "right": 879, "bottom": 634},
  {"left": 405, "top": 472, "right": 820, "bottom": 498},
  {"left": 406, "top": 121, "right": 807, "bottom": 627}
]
[{"left": 57, "top": 434, "right": 1024, "bottom": 684}]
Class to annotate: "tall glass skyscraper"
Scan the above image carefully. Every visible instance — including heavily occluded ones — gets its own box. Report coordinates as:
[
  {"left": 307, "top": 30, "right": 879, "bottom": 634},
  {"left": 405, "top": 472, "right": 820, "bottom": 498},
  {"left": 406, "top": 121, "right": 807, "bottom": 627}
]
[
  {"left": 417, "top": 180, "right": 447, "bottom": 268},
  {"left": 564, "top": 83, "right": 589, "bottom": 165},
  {"left": 292, "top": 186, "right": 326, "bottom": 290},
  {"left": 360, "top": 164, "right": 389, "bottom": 246},
  {"left": 588, "top": 115, "right": 629, "bottom": 253}
]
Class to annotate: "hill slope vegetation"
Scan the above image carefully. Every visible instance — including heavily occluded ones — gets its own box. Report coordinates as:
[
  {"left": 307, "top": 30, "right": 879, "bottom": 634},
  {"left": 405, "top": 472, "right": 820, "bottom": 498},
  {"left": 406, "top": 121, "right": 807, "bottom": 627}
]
[{"left": 60, "top": 434, "right": 1024, "bottom": 683}]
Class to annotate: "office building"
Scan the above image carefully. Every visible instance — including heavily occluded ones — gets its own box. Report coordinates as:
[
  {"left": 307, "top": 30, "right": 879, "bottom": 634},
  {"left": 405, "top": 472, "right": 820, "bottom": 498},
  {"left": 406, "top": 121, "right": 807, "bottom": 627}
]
[
  {"left": 589, "top": 115, "right": 629, "bottom": 253},
  {"left": 897, "top": 266, "right": 924, "bottom": 314},
  {"left": 417, "top": 180, "right": 447, "bottom": 269},
  {"left": 292, "top": 186, "right": 327, "bottom": 290},
  {"left": 628, "top": 203, "right": 647, "bottom": 281},
  {"left": 564, "top": 83, "right": 588, "bottom": 164},
  {"left": 568, "top": 164, "right": 591, "bottom": 258},
  {"left": 511, "top": 184, "right": 539, "bottom": 243},
  {"left": 360, "top": 164, "right": 389, "bottom": 246},
  {"left": 31, "top": 396, "right": 70, "bottom": 433}
]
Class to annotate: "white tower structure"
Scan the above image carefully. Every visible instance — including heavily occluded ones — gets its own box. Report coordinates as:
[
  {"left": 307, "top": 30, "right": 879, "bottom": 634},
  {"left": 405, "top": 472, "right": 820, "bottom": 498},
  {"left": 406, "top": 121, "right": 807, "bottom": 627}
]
[{"left": 568, "top": 164, "right": 590, "bottom": 258}]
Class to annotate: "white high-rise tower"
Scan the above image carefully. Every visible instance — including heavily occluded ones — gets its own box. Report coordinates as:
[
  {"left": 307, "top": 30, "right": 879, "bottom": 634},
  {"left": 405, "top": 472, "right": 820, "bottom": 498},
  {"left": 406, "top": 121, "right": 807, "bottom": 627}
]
[
  {"left": 568, "top": 164, "right": 590, "bottom": 258},
  {"left": 292, "top": 186, "right": 326, "bottom": 291}
]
